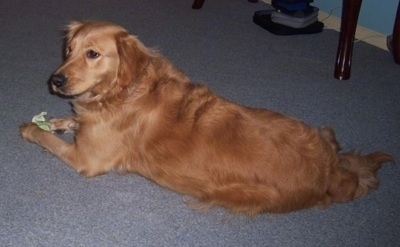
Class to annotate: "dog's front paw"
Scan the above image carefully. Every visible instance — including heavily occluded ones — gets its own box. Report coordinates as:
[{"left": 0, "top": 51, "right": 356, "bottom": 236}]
[
  {"left": 20, "top": 122, "right": 43, "bottom": 143},
  {"left": 49, "top": 118, "right": 78, "bottom": 133}
]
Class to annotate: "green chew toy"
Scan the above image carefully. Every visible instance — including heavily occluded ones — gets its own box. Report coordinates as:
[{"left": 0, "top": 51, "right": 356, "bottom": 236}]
[{"left": 32, "top": 112, "right": 51, "bottom": 131}]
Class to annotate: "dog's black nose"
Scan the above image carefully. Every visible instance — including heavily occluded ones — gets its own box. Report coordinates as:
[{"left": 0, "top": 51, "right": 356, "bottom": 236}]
[{"left": 51, "top": 74, "right": 67, "bottom": 88}]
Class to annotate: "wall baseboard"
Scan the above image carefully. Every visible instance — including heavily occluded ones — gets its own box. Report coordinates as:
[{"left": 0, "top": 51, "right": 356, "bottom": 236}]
[{"left": 260, "top": 0, "right": 389, "bottom": 51}]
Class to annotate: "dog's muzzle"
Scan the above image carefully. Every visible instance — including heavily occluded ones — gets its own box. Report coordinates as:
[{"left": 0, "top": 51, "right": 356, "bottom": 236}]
[{"left": 50, "top": 74, "right": 67, "bottom": 88}]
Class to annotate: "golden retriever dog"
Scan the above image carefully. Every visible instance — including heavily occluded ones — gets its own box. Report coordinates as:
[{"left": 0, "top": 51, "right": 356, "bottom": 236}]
[{"left": 20, "top": 21, "right": 394, "bottom": 214}]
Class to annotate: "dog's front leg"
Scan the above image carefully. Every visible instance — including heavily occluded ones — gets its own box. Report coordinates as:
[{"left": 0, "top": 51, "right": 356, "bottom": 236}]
[
  {"left": 20, "top": 123, "right": 82, "bottom": 173},
  {"left": 20, "top": 122, "right": 76, "bottom": 164},
  {"left": 20, "top": 123, "right": 108, "bottom": 177},
  {"left": 49, "top": 117, "right": 79, "bottom": 133}
]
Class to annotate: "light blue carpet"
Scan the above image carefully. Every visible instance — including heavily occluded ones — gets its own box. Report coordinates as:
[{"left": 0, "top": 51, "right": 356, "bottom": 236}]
[{"left": 1, "top": 0, "right": 399, "bottom": 246}]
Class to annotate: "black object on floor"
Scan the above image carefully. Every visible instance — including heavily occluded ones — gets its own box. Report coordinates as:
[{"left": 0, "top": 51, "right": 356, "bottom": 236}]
[{"left": 253, "top": 10, "right": 323, "bottom": 35}]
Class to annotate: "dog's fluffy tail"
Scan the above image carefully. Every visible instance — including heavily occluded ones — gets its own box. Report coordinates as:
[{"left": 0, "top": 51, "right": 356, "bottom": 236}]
[{"left": 328, "top": 151, "right": 394, "bottom": 203}]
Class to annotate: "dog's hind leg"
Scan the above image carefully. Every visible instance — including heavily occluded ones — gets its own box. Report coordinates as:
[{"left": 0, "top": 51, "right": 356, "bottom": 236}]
[
  {"left": 339, "top": 152, "right": 394, "bottom": 198},
  {"left": 327, "top": 151, "right": 394, "bottom": 203}
]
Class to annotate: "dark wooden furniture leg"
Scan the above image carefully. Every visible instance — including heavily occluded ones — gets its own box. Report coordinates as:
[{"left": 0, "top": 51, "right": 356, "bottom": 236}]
[
  {"left": 334, "top": 0, "right": 362, "bottom": 80},
  {"left": 392, "top": 1, "right": 400, "bottom": 64},
  {"left": 192, "top": 0, "right": 205, "bottom": 9}
]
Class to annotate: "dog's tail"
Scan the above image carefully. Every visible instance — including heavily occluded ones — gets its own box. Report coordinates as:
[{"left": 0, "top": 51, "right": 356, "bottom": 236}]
[{"left": 328, "top": 151, "right": 394, "bottom": 203}]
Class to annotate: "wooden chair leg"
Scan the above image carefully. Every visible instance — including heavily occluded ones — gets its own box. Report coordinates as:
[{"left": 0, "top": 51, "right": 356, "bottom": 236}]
[
  {"left": 334, "top": 0, "right": 362, "bottom": 80},
  {"left": 392, "top": 1, "right": 400, "bottom": 64},
  {"left": 192, "top": 0, "right": 205, "bottom": 9}
]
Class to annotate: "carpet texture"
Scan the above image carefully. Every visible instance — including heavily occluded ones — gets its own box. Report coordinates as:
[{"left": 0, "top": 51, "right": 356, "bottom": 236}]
[{"left": 1, "top": 0, "right": 399, "bottom": 246}]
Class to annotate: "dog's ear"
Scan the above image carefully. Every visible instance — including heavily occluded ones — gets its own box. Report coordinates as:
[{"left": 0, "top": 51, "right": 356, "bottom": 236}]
[
  {"left": 66, "top": 21, "right": 84, "bottom": 38},
  {"left": 116, "top": 32, "right": 152, "bottom": 87},
  {"left": 62, "top": 21, "right": 85, "bottom": 58}
]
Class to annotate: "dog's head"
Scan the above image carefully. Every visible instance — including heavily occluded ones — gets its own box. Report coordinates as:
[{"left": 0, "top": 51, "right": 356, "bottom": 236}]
[{"left": 50, "top": 21, "right": 152, "bottom": 98}]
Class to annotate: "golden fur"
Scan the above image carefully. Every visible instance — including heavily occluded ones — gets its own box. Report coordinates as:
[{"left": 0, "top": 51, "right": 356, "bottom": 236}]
[{"left": 20, "top": 21, "right": 394, "bottom": 214}]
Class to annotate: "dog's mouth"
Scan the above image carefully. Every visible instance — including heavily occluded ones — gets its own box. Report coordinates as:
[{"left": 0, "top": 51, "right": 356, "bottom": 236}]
[
  {"left": 51, "top": 85, "right": 94, "bottom": 101},
  {"left": 50, "top": 84, "right": 97, "bottom": 102},
  {"left": 74, "top": 91, "right": 98, "bottom": 101},
  {"left": 49, "top": 74, "right": 88, "bottom": 98},
  {"left": 49, "top": 83, "right": 74, "bottom": 97}
]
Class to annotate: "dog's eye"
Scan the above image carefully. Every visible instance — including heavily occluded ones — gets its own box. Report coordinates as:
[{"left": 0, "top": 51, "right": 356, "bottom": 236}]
[{"left": 86, "top": 50, "right": 100, "bottom": 59}]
